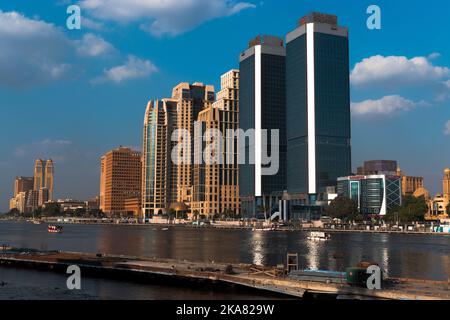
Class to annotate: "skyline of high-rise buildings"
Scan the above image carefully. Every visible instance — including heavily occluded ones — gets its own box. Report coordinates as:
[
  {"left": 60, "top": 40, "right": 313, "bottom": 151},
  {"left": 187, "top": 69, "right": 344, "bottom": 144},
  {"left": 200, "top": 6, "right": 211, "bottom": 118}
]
[
  {"left": 3, "top": 12, "right": 448, "bottom": 221},
  {"left": 9, "top": 159, "right": 55, "bottom": 213},
  {"left": 238, "top": 12, "right": 352, "bottom": 220}
]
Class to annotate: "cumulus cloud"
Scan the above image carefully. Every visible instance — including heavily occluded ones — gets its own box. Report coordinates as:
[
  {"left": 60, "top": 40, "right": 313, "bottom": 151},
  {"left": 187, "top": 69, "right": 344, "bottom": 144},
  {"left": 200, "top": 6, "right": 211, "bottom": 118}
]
[
  {"left": 444, "top": 80, "right": 450, "bottom": 89},
  {"left": 351, "top": 95, "right": 429, "bottom": 116},
  {"left": 350, "top": 55, "right": 450, "bottom": 88},
  {"left": 445, "top": 121, "right": 450, "bottom": 135},
  {"left": 0, "top": 10, "right": 72, "bottom": 88},
  {"left": 80, "top": 0, "right": 256, "bottom": 36},
  {"left": 0, "top": 10, "right": 115, "bottom": 88},
  {"left": 92, "top": 55, "right": 158, "bottom": 83},
  {"left": 81, "top": 16, "right": 105, "bottom": 31},
  {"left": 75, "top": 33, "right": 114, "bottom": 57}
]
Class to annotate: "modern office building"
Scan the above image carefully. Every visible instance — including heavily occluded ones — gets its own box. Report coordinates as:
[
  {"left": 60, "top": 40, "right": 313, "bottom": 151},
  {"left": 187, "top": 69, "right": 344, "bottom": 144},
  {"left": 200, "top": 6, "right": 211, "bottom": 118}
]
[
  {"left": 142, "top": 99, "right": 177, "bottom": 217},
  {"left": 33, "top": 159, "right": 54, "bottom": 201},
  {"left": 100, "top": 147, "right": 142, "bottom": 217},
  {"left": 239, "top": 35, "right": 287, "bottom": 218},
  {"left": 192, "top": 70, "right": 240, "bottom": 218},
  {"left": 286, "top": 13, "right": 351, "bottom": 197},
  {"left": 337, "top": 175, "right": 402, "bottom": 216},
  {"left": 14, "top": 177, "right": 34, "bottom": 197}
]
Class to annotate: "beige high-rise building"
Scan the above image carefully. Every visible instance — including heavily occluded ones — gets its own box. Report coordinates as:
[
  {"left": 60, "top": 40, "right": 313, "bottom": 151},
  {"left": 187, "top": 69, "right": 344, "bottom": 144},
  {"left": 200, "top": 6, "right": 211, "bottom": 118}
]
[
  {"left": 396, "top": 166, "right": 424, "bottom": 196},
  {"left": 192, "top": 70, "right": 240, "bottom": 218},
  {"left": 141, "top": 82, "right": 214, "bottom": 218},
  {"left": 45, "top": 160, "right": 54, "bottom": 200},
  {"left": 33, "top": 159, "right": 54, "bottom": 201},
  {"left": 100, "top": 147, "right": 142, "bottom": 216},
  {"left": 142, "top": 99, "right": 178, "bottom": 217},
  {"left": 14, "top": 176, "right": 34, "bottom": 197},
  {"left": 171, "top": 82, "right": 215, "bottom": 204}
]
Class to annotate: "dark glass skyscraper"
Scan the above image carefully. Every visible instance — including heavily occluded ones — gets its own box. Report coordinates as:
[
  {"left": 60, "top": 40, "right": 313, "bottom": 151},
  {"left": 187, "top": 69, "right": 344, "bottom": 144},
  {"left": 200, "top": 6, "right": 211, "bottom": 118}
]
[
  {"left": 286, "top": 13, "right": 351, "bottom": 196},
  {"left": 239, "top": 35, "right": 286, "bottom": 217}
]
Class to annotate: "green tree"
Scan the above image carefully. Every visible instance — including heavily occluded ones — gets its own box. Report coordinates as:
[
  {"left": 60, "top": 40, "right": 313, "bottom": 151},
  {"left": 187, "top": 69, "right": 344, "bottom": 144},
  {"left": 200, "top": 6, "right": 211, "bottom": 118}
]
[
  {"left": 8, "top": 208, "right": 20, "bottom": 216},
  {"left": 386, "top": 195, "right": 428, "bottom": 223},
  {"left": 42, "top": 203, "right": 61, "bottom": 216},
  {"left": 325, "top": 196, "right": 359, "bottom": 220}
]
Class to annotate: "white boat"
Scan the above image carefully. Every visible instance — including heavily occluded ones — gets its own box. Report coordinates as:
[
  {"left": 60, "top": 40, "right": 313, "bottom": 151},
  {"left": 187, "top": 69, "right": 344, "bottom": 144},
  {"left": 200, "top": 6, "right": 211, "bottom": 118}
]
[
  {"left": 252, "top": 226, "right": 276, "bottom": 232},
  {"left": 307, "top": 231, "right": 331, "bottom": 241}
]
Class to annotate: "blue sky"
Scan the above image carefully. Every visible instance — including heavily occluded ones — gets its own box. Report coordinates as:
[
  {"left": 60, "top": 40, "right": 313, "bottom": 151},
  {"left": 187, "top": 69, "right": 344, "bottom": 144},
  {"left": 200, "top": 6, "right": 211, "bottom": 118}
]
[{"left": 0, "top": 0, "right": 449, "bottom": 211}]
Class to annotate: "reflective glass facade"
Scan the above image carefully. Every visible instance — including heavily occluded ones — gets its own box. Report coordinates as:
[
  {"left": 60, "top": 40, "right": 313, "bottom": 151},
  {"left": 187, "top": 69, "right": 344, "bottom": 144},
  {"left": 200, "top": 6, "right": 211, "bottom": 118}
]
[
  {"left": 238, "top": 48, "right": 286, "bottom": 197},
  {"left": 286, "top": 24, "right": 351, "bottom": 195},
  {"left": 239, "top": 55, "right": 255, "bottom": 198},
  {"left": 337, "top": 175, "right": 402, "bottom": 216}
]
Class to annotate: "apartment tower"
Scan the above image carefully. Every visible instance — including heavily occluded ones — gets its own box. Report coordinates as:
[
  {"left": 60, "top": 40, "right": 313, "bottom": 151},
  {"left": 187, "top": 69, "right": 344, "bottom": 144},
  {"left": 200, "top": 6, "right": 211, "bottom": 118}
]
[
  {"left": 14, "top": 176, "right": 34, "bottom": 197},
  {"left": 171, "top": 82, "right": 215, "bottom": 204},
  {"left": 142, "top": 99, "right": 177, "bottom": 217},
  {"left": 100, "top": 147, "right": 142, "bottom": 216},
  {"left": 192, "top": 70, "right": 240, "bottom": 218}
]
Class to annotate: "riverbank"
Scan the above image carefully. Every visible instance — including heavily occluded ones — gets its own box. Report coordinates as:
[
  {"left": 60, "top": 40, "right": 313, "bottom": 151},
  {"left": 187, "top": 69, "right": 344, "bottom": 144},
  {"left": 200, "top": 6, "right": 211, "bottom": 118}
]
[
  {"left": 1, "top": 249, "right": 448, "bottom": 300},
  {"left": 1, "top": 217, "right": 448, "bottom": 236}
]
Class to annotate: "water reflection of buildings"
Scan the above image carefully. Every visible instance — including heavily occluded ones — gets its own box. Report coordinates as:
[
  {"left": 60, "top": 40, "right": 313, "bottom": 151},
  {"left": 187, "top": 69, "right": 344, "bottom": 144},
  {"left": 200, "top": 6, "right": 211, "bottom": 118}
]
[
  {"left": 251, "top": 231, "right": 264, "bottom": 266},
  {"left": 305, "top": 239, "right": 322, "bottom": 270}
]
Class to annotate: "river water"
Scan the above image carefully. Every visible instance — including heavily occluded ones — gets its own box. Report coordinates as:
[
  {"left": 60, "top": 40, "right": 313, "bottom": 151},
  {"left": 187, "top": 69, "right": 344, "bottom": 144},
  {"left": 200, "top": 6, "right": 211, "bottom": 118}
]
[{"left": 0, "top": 221, "right": 449, "bottom": 299}]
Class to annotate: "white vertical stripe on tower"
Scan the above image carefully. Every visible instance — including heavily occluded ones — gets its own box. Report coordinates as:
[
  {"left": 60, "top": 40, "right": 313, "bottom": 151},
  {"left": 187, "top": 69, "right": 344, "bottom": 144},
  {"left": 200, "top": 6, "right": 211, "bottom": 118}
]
[
  {"left": 255, "top": 45, "right": 262, "bottom": 197},
  {"left": 306, "top": 23, "right": 316, "bottom": 194}
]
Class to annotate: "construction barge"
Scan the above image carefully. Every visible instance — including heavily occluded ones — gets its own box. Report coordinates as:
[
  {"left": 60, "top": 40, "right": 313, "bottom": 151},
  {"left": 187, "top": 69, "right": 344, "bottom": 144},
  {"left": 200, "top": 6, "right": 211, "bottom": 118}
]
[{"left": 0, "top": 248, "right": 448, "bottom": 300}]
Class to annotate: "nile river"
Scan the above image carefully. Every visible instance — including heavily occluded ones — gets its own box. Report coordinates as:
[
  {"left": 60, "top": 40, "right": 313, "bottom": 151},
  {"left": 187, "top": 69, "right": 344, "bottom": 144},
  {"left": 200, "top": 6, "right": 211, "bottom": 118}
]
[{"left": 0, "top": 221, "right": 449, "bottom": 299}]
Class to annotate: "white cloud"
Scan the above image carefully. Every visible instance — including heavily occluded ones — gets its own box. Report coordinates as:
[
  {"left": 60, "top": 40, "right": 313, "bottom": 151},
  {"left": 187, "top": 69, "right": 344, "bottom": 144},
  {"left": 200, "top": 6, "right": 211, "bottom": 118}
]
[
  {"left": 445, "top": 121, "right": 450, "bottom": 135},
  {"left": 428, "top": 52, "right": 441, "bottom": 60},
  {"left": 350, "top": 55, "right": 450, "bottom": 88},
  {"left": 80, "top": 0, "right": 256, "bottom": 36},
  {"left": 81, "top": 16, "right": 105, "bottom": 31},
  {"left": 75, "top": 33, "right": 114, "bottom": 57},
  {"left": 0, "top": 10, "right": 72, "bottom": 87},
  {"left": 444, "top": 80, "right": 450, "bottom": 89},
  {"left": 351, "top": 95, "right": 428, "bottom": 116},
  {"left": 92, "top": 55, "right": 158, "bottom": 83},
  {"left": 0, "top": 10, "right": 115, "bottom": 88}
]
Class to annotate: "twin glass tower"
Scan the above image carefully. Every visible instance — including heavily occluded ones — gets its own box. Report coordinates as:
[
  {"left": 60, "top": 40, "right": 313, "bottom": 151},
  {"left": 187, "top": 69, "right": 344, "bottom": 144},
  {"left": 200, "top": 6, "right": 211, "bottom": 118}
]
[{"left": 239, "top": 13, "right": 351, "bottom": 217}]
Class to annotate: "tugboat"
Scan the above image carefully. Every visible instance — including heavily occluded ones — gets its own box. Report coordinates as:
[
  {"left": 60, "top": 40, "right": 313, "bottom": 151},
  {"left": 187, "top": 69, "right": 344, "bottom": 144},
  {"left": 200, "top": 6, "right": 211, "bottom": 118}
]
[{"left": 48, "top": 225, "right": 63, "bottom": 233}]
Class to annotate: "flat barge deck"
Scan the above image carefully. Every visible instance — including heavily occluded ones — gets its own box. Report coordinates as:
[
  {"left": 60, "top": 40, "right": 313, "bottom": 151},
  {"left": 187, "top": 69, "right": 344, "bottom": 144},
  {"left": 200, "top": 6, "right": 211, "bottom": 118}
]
[{"left": 0, "top": 250, "right": 448, "bottom": 300}]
